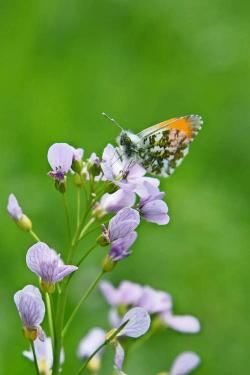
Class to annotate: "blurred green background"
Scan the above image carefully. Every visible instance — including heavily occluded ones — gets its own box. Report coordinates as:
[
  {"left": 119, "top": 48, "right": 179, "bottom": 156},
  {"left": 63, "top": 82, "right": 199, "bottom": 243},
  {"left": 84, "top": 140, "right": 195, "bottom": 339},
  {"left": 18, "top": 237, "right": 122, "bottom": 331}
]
[{"left": 0, "top": 0, "right": 249, "bottom": 374}]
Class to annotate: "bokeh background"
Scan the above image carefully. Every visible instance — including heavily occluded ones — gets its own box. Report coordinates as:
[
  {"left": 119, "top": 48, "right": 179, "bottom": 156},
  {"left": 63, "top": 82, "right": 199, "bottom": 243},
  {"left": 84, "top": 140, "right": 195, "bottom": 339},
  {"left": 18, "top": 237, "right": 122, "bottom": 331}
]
[{"left": 0, "top": 1, "right": 249, "bottom": 374}]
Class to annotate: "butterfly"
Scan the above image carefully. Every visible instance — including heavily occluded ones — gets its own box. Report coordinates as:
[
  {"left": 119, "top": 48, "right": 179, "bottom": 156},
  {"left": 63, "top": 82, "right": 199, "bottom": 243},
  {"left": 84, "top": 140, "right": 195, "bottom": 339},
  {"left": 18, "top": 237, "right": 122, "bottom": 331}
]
[{"left": 103, "top": 113, "right": 203, "bottom": 177}]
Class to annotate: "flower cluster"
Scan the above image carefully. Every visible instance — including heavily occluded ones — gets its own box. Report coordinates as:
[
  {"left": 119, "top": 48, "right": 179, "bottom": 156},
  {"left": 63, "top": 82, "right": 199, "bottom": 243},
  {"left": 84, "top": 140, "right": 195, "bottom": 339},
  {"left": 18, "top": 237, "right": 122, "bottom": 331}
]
[{"left": 8, "top": 138, "right": 201, "bottom": 374}]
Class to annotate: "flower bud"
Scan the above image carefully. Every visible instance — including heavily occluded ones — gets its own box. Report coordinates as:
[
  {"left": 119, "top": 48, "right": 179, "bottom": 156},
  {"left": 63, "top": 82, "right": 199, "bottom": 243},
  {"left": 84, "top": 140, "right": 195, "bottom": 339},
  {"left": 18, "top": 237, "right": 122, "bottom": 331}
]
[
  {"left": 55, "top": 180, "right": 66, "bottom": 194},
  {"left": 72, "top": 159, "right": 83, "bottom": 174},
  {"left": 102, "top": 255, "right": 116, "bottom": 273},
  {"left": 23, "top": 327, "right": 38, "bottom": 341},
  {"left": 17, "top": 214, "right": 32, "bottom": 231},
  {"left": 40, "top": 280, "right": 56, "bottom": 294},
  {"left": 96, "top": 234, "right": 109, "bottom": 247},
  {"left": 105, "top": 182, "right": 118, "bottom": 194},
  {"left": 74, "top": 173, "right": 86, "bottom": 187}
]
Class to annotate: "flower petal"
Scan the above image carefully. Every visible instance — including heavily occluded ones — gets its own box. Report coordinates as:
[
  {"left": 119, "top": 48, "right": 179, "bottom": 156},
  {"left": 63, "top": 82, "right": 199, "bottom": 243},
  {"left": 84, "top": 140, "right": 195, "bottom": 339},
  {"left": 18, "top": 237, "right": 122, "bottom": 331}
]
[
  {"left": 162, "top": 313, "right": 201, "bottom": 334},
  {"left": 7, "top": 194, "right": 23, "bottom": 220},
  {"left": 119, "top": 307, "right": 151, "bottom": 338},
  {"left": 54, "top": 265, "right": 78, "bottom": 282},
  {"left": 170, "top": 352, "right": 201, "bottom": 375},
  {"left": 109, "top": 231, "right": 137, "bottom": 261},
  {"left": 77, "top": 328, "right": 106, "bottom": 358},
  {"left": 47, "top": 143, "right": 74, "bottom": 173},
  {"left": 114, "top": 342, "right": 125, "bottom": 369},
  {"left": 101, "top": 144, "right": 123, "bottom": 181},
  {"left": 109, "top": 208, "right": 140, "bottom": 241},
  {"left": 100, "top": 190, "right": 136, "bottom": 213},
  {"left": 137, "top": 286, "right": 172, "bottom": 314},
  {"left": 141, "top": 200, "right": 170, "bottom": 225},
  {"left": 99, "top": 281, "right": 120, "bottom": 306}
]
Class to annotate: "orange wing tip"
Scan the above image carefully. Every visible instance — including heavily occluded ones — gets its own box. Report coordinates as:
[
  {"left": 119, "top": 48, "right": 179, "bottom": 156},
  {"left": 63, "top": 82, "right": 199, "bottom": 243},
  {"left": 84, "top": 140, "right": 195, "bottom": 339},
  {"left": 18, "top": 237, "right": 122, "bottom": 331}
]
[{"left": 187, "top": 115, "right": 203, "bottom": 140}]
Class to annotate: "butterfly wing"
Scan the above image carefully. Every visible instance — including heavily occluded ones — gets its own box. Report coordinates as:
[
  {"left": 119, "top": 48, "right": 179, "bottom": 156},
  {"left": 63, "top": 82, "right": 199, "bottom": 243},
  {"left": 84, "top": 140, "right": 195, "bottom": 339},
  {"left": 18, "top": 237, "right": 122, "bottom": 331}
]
[{"left": 137, "top": 115, "right": 203, "bottom": 177}]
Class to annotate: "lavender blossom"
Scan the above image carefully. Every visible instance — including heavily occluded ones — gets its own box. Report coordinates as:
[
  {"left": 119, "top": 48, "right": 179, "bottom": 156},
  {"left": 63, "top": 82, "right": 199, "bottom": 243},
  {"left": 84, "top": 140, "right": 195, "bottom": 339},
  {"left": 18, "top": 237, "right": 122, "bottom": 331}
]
[
  {"left": 77, "top": 328, "right": 106, "bottom": 372},
  {"left": 73, "top": 148, "right": 84, "bottom": 162},
  {"left": 14, "top": 285, "right": 45, "bottom": 341},
  {"left": 47, "top": 143, "right": 74, "bottom": 181},
  {"left": 100, "top": 208, "right": 140, "bottom": 265},
  {"left": 160, "top": 312, "right": 201, "bottom": 334},
  {"left": 7, "top": 194, "right": 32, "bottom": 231},
  {"left": 100, "top": 280, "right": 143, "bottom": 307},
  {"left": 113, "top": 307, "right": 150, "bottom": 371},
  {"left": 137, "top": 286, "right": 173, "bottom": 314},
  {"left": 23, "top": 337, "right": 64, "bottom": 373},
  {"left": 138, "top": 182, "right": 170, "bottom": 225},
  {"left": 26, "top": 242, "right": 78, "bottom": 292},
  {"left": 101, "top": 144, "right": 159, "bottom": 191},
  {"left": 169, "top": 352, "right": 201, "bottom": 375},
  {"left": 98, "top": 189, "right": 136, "bottom": 215}
]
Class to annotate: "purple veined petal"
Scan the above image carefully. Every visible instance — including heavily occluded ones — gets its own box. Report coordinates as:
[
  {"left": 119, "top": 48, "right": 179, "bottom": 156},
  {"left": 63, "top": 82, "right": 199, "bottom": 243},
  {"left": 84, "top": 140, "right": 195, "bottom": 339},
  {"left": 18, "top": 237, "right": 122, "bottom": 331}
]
[
  {"left": 14, "top": 285, "right": 45, "bottom": 328},
  {"left": 170, "top": 352, "right": 201, "bottom": 375},
  {"left": 109, "top": 231, "right": 137, "bottom": 261},
  {"left": 47, "top": 143, "right": 74, "bottom": 173},
  {"left": 101, "top": 144, "right": 123, "bottom": 181},
  {"left": 118, "top": 307, "right": 151, "bottom": 338},
  {"left": 100, "top": 190, "right": 136, "bottom": 213},
  {"left": 137, "top": 286, "right": 173, "bottom": 314},
  {"left": 53, "top": 265, "right": 78, "bottom": 282},
  {"left": 109, "top": 208, "right": 140, "bottom": 241},
  {"left": 136, "top": 181, "right": 165, "bottom": 202},
  {"left": 118, "top": 281, "right": 143, "bottom": 306},
  {"left": 99, "top": 281, "right": 120, "bottom": 306},
  {"left": 26, "top": 242, "right": 60, "bottom": 282},
  {"left": 77, "top": 328, "right": 106, "bottom": 359},
  {"left": 114, "top": 342, "right": 125, "bottom": 369},
  {"left": 73, "top": 148, "right": 84, "bottom": 161},
  {"left": 162, "top": 313, "right": 201, "bottom": 334},
  {"left": 141, "top": 200, "right": 170, "bottom": 225},
  {"left": 7, "top": 194, "right": 23, "bottom": 220}
]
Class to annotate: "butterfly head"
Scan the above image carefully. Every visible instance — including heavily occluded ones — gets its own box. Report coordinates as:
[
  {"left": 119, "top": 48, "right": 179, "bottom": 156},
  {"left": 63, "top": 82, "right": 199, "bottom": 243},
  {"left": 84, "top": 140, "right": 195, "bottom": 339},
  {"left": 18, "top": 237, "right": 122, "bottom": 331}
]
[{"left": 118, "top": 131, "right": 140, "bottom": 159}]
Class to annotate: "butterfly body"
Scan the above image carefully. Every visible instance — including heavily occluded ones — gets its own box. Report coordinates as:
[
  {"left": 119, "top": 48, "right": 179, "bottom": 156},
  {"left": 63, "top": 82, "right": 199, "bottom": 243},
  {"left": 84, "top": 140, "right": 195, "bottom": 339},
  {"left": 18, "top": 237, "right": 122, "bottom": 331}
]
[{"left": 117, "top": 115, "right": 203, "bottom": 177}]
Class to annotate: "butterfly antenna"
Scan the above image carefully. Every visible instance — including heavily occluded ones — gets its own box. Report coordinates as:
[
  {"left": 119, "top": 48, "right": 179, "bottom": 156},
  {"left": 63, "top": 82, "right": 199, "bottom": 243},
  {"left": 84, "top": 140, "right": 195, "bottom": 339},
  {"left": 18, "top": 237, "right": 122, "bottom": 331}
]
[{"left": 101, "top": 112, "right": 124, "bottom": 131}]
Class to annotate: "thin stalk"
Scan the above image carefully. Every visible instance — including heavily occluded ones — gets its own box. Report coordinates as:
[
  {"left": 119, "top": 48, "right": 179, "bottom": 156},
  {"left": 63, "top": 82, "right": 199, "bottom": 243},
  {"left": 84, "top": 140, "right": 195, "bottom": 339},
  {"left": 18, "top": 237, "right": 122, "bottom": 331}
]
[
  {"left": 63, "top": 193, "right": 71, "bottom": 241},
  {"left": 30, "top": 340, "right": 40, "bottom": 374},
  {"left": 62, "top": 270, "right": 105, "bottom": 337},
  {"left": 76, "top": 243, "right": 98, "bottom": 267},
  {"left": 29, "top": 230, "right": 40, "bottom": 242},
  {"left": 45, "top": 293, "right": 55, "bottom": 347},
  {"left": 76, "top": 188, "right": 81, "bottom": 229},
  {"left": 79, "top": 218, "right": 96, "bottom": 241},
  {"left": 76, "top": 320, "right": 129, "bottom": 375}
]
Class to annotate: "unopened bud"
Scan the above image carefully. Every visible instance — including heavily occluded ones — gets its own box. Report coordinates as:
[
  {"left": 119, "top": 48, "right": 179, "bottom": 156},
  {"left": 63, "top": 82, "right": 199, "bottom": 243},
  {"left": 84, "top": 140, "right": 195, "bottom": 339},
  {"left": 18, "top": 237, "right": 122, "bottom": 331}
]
[
  {"left": 55, "top": 179, "right": 66, "bottom": 194},
  {"left": 72, "top": 159, "right": 83, "bottom": 174},
  {"left": 102, "top": 255, "right": 116, "bottom": 272},
  {"left": 17, "top": 214, "right": 32, "bottom": 231},
  {"left": 23, "top": 327, "right": 38, "bottom": 341}
]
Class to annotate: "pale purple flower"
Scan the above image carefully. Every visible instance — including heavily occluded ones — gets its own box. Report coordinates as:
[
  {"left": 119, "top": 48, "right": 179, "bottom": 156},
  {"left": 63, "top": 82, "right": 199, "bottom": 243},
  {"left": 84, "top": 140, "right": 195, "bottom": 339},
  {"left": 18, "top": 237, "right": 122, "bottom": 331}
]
[
  {"left": 7, "top": 194, "right": 23, "bottom": 220},
  {"left": 101, "top": 144, "right": 159, "bottom": 191},
  {"left": 23, "top": 337, "right": 64, "bottom": 372},
  {"left": 114, "top": 307, "right": 150, "bottom": 370},
  {"left": 138, "top": 182, "right": 170, "bottom": 225},
  {"left": 26, "top": 242, "right": 78, "bottom": 284},
  {"left": 100, "top": 280, "right": 143, "bottom": 307},
  {"left": 137, "top": 286, "right": 173, "bottom": 314},
  {"left": 161, "top": 312, "right": 201, "bottom": 334},
  {"left": 14, "top": 285, "right": 45, "bottom": 340},
  {"left": 77, "top": 327, "right": 106, "bottom": 359},
  {"left": 99, "top": 189, "right": 136, "bottom": 214},
  {"left": 169, "top": 352, "right": 201, "bottom": 375},
  {"left": 73, "top": 147, "right": 84, "bottom": 161},
  {"left": 107, "top": 208, "right": 140, "bottom": 261},
  {"left": 47, "top": 143, "right": 74, "bottom": 181}
]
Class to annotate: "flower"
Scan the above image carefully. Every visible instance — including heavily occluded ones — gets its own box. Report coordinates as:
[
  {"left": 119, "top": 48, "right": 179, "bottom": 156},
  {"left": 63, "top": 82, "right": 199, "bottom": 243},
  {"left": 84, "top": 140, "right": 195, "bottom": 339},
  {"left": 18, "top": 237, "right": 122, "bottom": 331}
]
[
  {"left": 47, "top": 143, "right": 74, "bottom": 181},
  {"left": 14, "top": 285, "right": 45, "bottom": 341},
  {"left": 165, "top": 352, "right": 201, "bottom": 375},
  {"left": 23, "top": 337, "right": 64, "bottom": 374},
  {"left": 160, "top": 311, "right": 201, "bottom": 334},
  {"left": 101, "top": 208, "right": 140, "bottom": 264},
  {"left": 113, "top": 307, "right": 151, "bottom": 371},
  {"left": 26, "top": 242, "right": 78, "bottom": 293},
  {"left": 138, "top": 182, "right": 170, "bottom": 225},
  {"left": 73, "top": 148, "right": 84, "bottom": 162},
  {"left": 101, "top": 144, "right": 159, "bottom": 191},
  {"left": 137, "top": 286, "right": 173, "bottom": 314},
  {"left": 97, "top": 189, "right": 136, "bottom": 216},
  {"left": 100, "top": 280, "right": 143, "bottom": 307},
  {"left": 77, "top": 328, "right": 106, "bottom": 372},
  {"left": 7, "top": 194, "right": 32, "bottom": 231}
]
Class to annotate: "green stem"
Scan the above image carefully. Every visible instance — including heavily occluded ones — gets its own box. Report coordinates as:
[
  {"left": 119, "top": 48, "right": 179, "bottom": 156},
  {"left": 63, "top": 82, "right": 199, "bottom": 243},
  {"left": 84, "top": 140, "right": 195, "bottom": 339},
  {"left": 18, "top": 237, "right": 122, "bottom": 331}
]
[
  {"left": 76, "top": 188, "right": 81, "bottom": 229},
  {"left": 45, "top": 293, "right": 55, "bottom": 348},
  {"left": 76, "top": 320, "right": 129, "bottom": 375},
  {"left": 62, "top": 270, "right": 105, "bottom": 337},
  {"left": 63, "top": 193, "right": 71, "bottom": 242},
  {"left": 30, "top": 340, "right": 40, "bottom": 374},
  {"left": 79, "top": 218, "right": 96, "bottom": 241},
  {"left": 29, "top": 230, "right": 40, "bottom": 242},
  {"left": 76, "top": 243, "right": 98, "bottom": 267}
]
